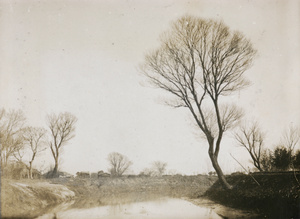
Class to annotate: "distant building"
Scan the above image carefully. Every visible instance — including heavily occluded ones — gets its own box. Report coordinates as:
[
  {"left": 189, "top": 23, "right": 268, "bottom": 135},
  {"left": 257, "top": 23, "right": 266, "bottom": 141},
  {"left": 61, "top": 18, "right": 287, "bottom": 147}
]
[
  {"left": 97, "top": 170, "right": 110, "bottom": 178},
  {"left": 58, "top": 171, "right": 73, "bottom": 178},
  {"left": 76, "top": 171, "right": 90, "bottom": 178}
]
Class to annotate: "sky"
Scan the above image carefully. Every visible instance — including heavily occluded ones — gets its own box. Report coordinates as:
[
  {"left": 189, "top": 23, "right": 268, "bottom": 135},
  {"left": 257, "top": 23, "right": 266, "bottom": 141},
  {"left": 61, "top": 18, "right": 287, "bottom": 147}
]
[{"left": 0, "top": 0, "right": 299, "bottom": 175}]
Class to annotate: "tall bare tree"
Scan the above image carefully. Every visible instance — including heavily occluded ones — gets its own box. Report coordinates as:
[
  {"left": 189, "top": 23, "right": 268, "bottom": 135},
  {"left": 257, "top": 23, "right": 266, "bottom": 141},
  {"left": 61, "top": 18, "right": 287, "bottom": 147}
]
[
  {"left": 47, "top": 112, "right": 77, "bottom": 176},
  {"left": 23, "top": 127, "right": 47, "bottom": 179},
  {"left": 235, "top": 122, "right": 264, "bottom": 172},
  {"left": 107, "top": 152, "right": 132, "bottom": 176},
  {"left": 141, "top": 16, "right": 256, "bottom": 189},
  {"left": 0, "top": 109, "right": 26, "bottom": 168}
]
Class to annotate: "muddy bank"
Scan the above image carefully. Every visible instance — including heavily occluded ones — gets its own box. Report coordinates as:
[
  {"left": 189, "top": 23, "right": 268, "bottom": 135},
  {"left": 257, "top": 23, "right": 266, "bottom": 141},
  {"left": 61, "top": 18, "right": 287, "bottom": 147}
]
[
  {"left": 204, "top": 173, "right": 300, "bottom": 218},
  {"left": 1, "top": 179, "right": 75, "bottom": 218}
]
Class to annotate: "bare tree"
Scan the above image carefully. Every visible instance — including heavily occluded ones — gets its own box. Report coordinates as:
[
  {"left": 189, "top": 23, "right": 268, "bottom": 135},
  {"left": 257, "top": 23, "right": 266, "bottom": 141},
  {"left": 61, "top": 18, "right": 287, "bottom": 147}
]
[
  {"left": 141, "top": 16, "right": 256, "bottom": 189},
  {"left": 280, "top": 125, "right": 300, "bottom": 152},
  {"left": 107, "top": 152, "right": 132, "bottom": 177},
  {"left": 152, "top": 161, "right": 167, "bottom": 176},
  {"left": 0, "top": 109, "right": 26, "bottom": 168},
  {"left": 47, "top": 112, "right": 77, "bottom": 176},
  {"left": 235, "top": 122, "right": 264, "bottom": 172},
  {"left": 23, "top": 127, "right": 47, "bottom": 179}
]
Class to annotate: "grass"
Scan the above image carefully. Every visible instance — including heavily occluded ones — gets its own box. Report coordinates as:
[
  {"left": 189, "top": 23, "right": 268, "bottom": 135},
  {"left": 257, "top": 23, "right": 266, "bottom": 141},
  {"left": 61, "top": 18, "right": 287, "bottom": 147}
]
[{"left": 204, "top": 172, "right": 300, "bottom": 218}]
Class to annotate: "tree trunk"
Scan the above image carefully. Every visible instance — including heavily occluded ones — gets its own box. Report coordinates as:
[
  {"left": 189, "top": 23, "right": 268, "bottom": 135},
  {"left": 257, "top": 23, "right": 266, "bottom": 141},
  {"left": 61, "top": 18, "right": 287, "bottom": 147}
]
[
  {"left": 53, "top": 160, "right": 58, "bottom": 177},
  {"left": 29, "top": 161, "right": 33, "bottom": 179},
  {"left": 255, "top": 163, "right": 263, "bottom": 172},
  {"left": 209, "top": 152, "right": 232, "bottom": 190}
]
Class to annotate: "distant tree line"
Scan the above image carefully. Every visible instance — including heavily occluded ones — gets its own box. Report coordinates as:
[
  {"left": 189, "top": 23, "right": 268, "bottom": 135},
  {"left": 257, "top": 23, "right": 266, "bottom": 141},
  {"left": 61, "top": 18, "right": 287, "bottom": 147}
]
[
  {"left": 139, "top": 161, "right": 168, "bottom": 177},
  {"left": 0, "top": 108, "right": 169, "bottom": 179},
  {"left": 106, "top": 152, "right": 168, "bottom": 177},
  {"left": 0, "top": 108, "right": 77, "bottom": 179},
  {"left": 74, "top": 154, "right": 169, "bottom": 179}
]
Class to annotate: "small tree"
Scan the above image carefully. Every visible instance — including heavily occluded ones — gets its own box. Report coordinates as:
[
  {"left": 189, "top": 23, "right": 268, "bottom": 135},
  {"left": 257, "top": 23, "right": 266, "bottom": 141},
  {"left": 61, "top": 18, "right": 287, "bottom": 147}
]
[
  {"left": 280, "top": 125, "right": 300, "bottom": 152},
  {"left": 281, "top": 125, "right": 300, "bottom": 170},
  {"left": 107, "top": 152, "right": 132, "bottom": 177},
  {"left": 47, "top": 112, "right": 77, "bottom": 177},
  {"left": 0, "top": 109, "right": 26, "bottom": 168},
  {"left": 235, "top": 122, "right": 264, "bottom": 171},
  {"left": 260, "top": 149, "right": 273, "bottom": 172},
  {"left": 23, "top": 127, "right": 47, "bottom": 179},
  {"left": 152, "top": 161, "right": 167, "bottom": 176}
]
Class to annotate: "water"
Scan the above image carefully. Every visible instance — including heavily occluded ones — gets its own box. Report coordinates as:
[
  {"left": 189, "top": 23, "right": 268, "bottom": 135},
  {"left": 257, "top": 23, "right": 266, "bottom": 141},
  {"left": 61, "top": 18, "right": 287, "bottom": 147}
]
[{"left": 37, "top": 198, "right": 222, "bottom": 219}]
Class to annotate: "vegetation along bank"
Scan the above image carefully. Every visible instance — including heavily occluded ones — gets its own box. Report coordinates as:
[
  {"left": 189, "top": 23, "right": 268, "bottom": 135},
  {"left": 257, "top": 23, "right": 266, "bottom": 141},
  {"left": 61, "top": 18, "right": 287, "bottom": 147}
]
[{"left": 204, "top": 172, "right": 300, "bottom": 218}]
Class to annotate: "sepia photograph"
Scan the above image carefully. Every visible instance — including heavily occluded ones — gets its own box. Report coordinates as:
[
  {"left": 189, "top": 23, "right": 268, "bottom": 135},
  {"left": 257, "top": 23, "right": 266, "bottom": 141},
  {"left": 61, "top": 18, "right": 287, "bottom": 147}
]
[{"left": 0, "top": 0, "right": 299, "bottom": 218}]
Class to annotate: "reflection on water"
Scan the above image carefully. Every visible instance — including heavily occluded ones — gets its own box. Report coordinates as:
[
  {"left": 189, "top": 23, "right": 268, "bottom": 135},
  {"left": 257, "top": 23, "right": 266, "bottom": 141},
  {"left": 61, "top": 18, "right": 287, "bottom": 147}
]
[{"left": 37, "top": 198, "right": 222, "bottom": 219}]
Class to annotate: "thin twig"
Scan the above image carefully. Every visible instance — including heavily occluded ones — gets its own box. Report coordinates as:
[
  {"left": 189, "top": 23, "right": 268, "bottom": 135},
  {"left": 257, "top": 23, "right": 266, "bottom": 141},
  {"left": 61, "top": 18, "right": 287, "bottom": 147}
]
[{"left": 230, "top": 153, "right": 260, "bottom": 186}]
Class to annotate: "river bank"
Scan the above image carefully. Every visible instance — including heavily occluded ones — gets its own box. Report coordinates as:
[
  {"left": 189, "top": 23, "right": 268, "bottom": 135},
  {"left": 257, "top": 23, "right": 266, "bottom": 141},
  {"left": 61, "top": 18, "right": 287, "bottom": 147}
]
[
  {"left": 1, "top": 175, "right": 264, "bottom": 218},
  {"left": 204, "top": 172, "right": 300, "bottom": 218},
  {"left": 1, "top": 175, "right": 217, "bottom": 218},
  {"left": 1, "top": 178, "right": 75, "bottom": 218}
]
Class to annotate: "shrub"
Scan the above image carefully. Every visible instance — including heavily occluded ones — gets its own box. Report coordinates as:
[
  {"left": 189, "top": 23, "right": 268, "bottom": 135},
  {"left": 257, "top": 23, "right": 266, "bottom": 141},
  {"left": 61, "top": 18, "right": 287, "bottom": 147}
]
[
  {"left": 293, "top": 150, "right": 300, "bottom": 170},
  {"left": 272, "top": 146, "right": 292, "bottom": 171}
]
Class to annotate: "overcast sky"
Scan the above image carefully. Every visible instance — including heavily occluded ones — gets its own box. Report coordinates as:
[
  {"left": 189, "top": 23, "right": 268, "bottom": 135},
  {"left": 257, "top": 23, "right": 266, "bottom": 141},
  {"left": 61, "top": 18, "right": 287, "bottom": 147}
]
[{"left": 1, "top": 0, "right": 299, "bottom": 175}]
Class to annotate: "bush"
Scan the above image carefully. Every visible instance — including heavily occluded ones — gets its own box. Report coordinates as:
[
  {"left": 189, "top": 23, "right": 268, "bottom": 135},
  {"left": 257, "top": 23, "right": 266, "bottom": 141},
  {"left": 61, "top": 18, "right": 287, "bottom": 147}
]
[
  {"left": 272, "top": 146, "right": 292, "bottom": 171},
  {"left": 205, "top": 173, "right": 300, "bottom": 218},
  {"left": 293, "top": 150, "right": 300, "bottom": 170},
  {"left": 260, "top": 147, "right": 295, "bottom": 172}
]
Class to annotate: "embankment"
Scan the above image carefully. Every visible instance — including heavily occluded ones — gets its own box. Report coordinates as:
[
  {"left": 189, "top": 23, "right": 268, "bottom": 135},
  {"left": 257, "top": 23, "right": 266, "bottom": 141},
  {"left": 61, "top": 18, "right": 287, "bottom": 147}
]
[
  {"left": 1, "top": 175, "right": 217, "bottom": 218},
  {"left": 204, "top": 172, "right": 300, "bottom": 218},
  {"left": 51, "top": 175, "right": 217, "bottom": 207},
  {"left": 1, "top": 179, "right": 75, "bottom": 218}
]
